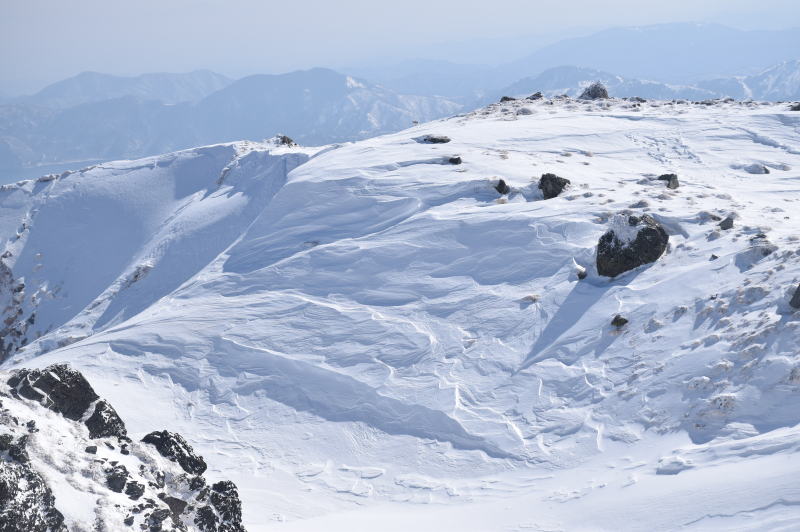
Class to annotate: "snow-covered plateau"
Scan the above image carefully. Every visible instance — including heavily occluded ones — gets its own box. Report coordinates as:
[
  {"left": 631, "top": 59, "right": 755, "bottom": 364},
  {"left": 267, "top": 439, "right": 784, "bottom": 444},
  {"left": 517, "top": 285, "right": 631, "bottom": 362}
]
[{"left": 1, "top": 96, "right": 800, "bottom": 531}]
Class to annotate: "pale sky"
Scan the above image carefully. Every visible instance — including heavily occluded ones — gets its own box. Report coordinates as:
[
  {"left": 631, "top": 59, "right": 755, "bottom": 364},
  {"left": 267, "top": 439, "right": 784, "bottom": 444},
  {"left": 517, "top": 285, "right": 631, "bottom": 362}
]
[{"left": 2, "top": 0, "right": 799, "bottom": 93}]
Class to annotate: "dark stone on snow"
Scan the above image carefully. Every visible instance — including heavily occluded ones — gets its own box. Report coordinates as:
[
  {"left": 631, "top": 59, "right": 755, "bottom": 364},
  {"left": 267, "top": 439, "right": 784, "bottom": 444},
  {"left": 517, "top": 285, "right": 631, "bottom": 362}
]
[
  {"left": 85, "top": 445, "right": 98, "bottom": 454},
  {"left": 123, "top": 515, "right": 134, "bottom": 526},
  {"left": 658, "top": 173, "right": 679, "bottom": 189},
  {"left": 596, "top": 214, "right": 669, "bottom": 277},
  {"left": 719, "top": 216, "right": 734, "bottom": 230},
  {"left": 85, "top": 399, "right": 127, "bottom": 439},
  {"left": 7, "top": 364, "right": 98, "bottom": 421},
  {"left": 141, "top": 430, "right": 207, "bottom": 475},
  {"left": 579, "top": 81, "right": 609, "bottom": 100},
  {"left": 611, "top": 315, "right": 628, "bottom": 328},
  {"left": 189, "top": 476, "right": 206, "bottom": 491},
  {"left": 577, "top": 269, "right": 587, "bottom": 280},
  {"left": 195, "top": 506, "right": 219, "bottom": 531},
  {"left": 0, "top": 434, "right": 29, "bottom": 464},
  {"left": 710, "top": 254, "right": 719, "bottom": 261},
  {"left": 494, "top": 179, "right": 511, "bottom": 195},
  {"left": 105, "top": 464, "right": 128, "bottom": 493},
  {"left": 162, "top": 495, "right": 188, "bottom": 517},
  {"left": 499, "top": 96, "right": 517, "bottom": 102},
  {"left": 538, "top": 173, "right": 570, "bottom": 199},
  {"left": 210, "top": 481, "right": 245, "bottom": 531},
  {"left": 420, "top": 134, "right": 450, "bottom": 144},
  {"left": 125, "top": 481, "right": 145, "bottom": 501},
  {"left": 448, "top": 156, "right": 462, "bottom": 165},
  {"left": 0, "top": 460, "right": 66, "bottom": 531},
  {"left": 790, "top": 103, "right": 800, "bottom": 111},
  {"left": 147, "top": 508, "right": 171, "bottom": 528},
  {"left": 527, "top": 92, "right": 543, "bottom": 100},
  {"left": 790, "top": 284, "right": 800, "bottom": 309},
  {"left": 275, "top": 135, "right": 296, "bottom": 146}
]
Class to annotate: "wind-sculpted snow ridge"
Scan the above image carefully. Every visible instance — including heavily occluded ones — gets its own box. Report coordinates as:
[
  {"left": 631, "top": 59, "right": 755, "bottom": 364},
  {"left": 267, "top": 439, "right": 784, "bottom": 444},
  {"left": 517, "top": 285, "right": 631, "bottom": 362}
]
[
  {"left": 2, "top": 96, "right": 800, "bottom": 529},
  {"left": 0, "top": 363, "right": 245, "bottom": 531}
]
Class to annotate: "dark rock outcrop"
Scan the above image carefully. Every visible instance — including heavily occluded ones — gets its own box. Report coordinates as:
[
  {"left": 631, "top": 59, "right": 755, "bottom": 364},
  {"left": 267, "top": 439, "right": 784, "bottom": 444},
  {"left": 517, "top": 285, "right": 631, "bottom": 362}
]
[
  {"left": 611, "top": 315, "right": 629, "bottom": 328},
  {"left": 494, "top": 179, "right": 511, "bottom": 195},
  {"left": 596, "top": 214, "right": 669, "bottom": 277},
  {"left": 0, "top": 460, "right": 66, "bottom": 532},
  {"left": 448, "top": 156, "right": 462, "bottom": 165},
  {"left": 275, "top": 135, "right": 296, "bottom": 146},
  {"left": 527, "top": 92, "right": 543, "bottom": 100},
  {"left": 105, "top": 464, "right": 129, "bottom": 493},
  {"left": 719, "top": 216, "right": 734, "bottom": 230},
  {"left": 499, "top": 96, "right": 517, "bottom": 102},
  {"left": 658, "top": 173, "right": 679, "bottom": 189},
  {"left": 8, "top": 365, "right": 127, "bottom": 440},
  {"left": 790, "top": 103, "right": 800, "bottom": 111},
  {"left": 195, "top": 481, "right": 245, "bottom": 532},
  {"left": 142, "top": 430, "right": 207, "bottom": 475},
  {"left": 85, "top": 400, "right": 127, "bottom": 439},
  {"left": 419, "top": 134, "right": 450, "bottom": 144},
  {"left": 8, "top": 364, "right": 96, "bottom": 421},
  {"left": 791, "top": 285, "right": 800, "bottom": 309},
  {"left": 579, "top": 82, "right": 609, "bottom": 100},
  {"left": 538, "top": 173, "right": 570, "bottom": 199}
]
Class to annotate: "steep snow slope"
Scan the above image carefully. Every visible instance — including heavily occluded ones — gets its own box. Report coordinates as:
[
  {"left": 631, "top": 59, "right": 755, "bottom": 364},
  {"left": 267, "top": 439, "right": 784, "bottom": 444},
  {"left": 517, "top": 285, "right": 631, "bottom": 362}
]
[{"left": 2, "top": 98, "right": 800, "bottom": 530}]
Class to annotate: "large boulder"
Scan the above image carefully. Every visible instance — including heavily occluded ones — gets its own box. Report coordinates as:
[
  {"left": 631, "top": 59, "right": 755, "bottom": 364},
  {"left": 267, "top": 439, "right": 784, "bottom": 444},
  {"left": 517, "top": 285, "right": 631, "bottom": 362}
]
[
  {"left": 538, "top": 173, "right": 570, "bottom": 199},
  {"left": 596, "top": 214, "right": 669, "bottom": 277},
  {"left": 579, "top": 82, "right": 609, "bottom": 100},
  {"left": 142, "top": 430, "right": 207, "bottom": 475},
  {"left": 791, "top": 284, "right": 800, "bottom": 309}
]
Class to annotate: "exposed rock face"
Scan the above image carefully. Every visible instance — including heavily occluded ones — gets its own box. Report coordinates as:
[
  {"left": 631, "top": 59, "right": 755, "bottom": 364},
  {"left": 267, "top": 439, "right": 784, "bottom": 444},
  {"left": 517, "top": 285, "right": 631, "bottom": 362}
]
[
  {"left": 538, "top": 173, "right": 570, "bottom": 199},
  {"left": 0, "top": 260, "right": 35, "bottom": 362},
  {"left": 791, "top": 284, "right": 800, "bottom": 309},
  {"left": 719, "top": 216, "right": 734, "bottom": 230},
  {"left": 579, "top": 81, "right": 609, "bottom": 100},
  {"left": 0, "top": 460, "right": 66, "bottom": 532},
  {"left": 8, "top": 365, "right": 99, "bottom": 421},
  {"left": 527, "top": 92, "right": 543, "bottom": 100},
  {"left": 495, "top": 179, "right": 511, "bottom": 195},
  {"left": 499, "top": 96, "right": 517, "bottom": 102},
  {"left": 419, "top": 134, "right": 450, "bottom": 144},
  {"left": 611, "top": 315, "right": 629, "bottom": 328},
  {"left": 8, "top": 364, "right": 126, "bottom": 439},
  {"left": 142, "top": 430, "right": 208, "bottom": 475},
  {"left": 1, "top": 364, "right": 246, "bottom": 531},
  {"left": 790, "top": 103, "right": 800, "bottom": 111},
  {"left": 658, "top": 173, "right": 680, "bottom": 189},
  {"left": 596, "top": 214, "right": 669, "bottom": 277},
  {"left": 274, "top": 135, "right": 296, "bottom": 146}
]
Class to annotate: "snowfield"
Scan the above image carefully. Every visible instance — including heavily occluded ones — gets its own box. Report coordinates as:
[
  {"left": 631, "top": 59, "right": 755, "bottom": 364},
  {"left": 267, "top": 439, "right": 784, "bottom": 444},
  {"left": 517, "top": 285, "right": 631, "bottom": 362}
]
[{"left": 2, "top": 97, "right": 800, "bottom": 530}]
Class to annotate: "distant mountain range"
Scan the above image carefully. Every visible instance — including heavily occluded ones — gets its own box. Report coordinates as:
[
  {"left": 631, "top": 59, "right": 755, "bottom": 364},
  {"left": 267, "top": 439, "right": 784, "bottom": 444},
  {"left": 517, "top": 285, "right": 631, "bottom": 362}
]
[
  {"left": 1, "top": 23, "right": 798, "bottom": 183},
  {"left": 491, "top": 61, "right": 800, "bottom": 103},
  {"left": 0, "top": 68, "right": 460, "bottom": 180}
]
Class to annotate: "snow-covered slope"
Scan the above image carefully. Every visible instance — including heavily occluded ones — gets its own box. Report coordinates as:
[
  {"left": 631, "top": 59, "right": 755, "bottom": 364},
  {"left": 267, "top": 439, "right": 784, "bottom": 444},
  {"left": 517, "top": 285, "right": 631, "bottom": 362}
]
[{"left": 2, "top": 98, "right": 800, "bottom": 530}]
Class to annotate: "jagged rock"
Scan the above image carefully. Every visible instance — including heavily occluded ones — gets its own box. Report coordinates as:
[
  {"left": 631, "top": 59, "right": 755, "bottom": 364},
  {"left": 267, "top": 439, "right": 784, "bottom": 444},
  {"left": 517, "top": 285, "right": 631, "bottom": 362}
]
[
  {"left": 791, "top": 285, "right": 800, "bottom": 309},
  {"left": 596, "top": 214, "right": 669, "bottom": 277},
  {"left": 499, "top": 96, "right": 517, "bottom": 102},
  {"left": 85, "top": 445, "right": 98, "bottom": 454},
  {"left": 0, "top": 434, "right": 29, "bottom": 464},
  {"left": 124, "top": 481, "right": 145, "bottom": 501},
  {"left": 658, "top": 173, "right": 680, "bottom": 189},
  {"left": 611, "top": 315, "right": 628, "bottom": 328},
  {"left": 208, "top": 481, "right": 245, "bottom": 532},
  {"left": 161, "top": 495, "right": 188, "bottom": 517},
  {"left": 147, "top": 508, "right": 171, "bottom": 529},
  {"left": 790, "top": 103, "right": 800, "bottom": 111},
  {"left": 85, "top": 400, "right": 127, "bottom": 439},
  {"left": 494, "top": 179, "right": 510, "bottom": 195},
  {"left": 106, "top": 464, "right": 129, "bottom": 493},
  {"left": 420, "top": 134, "right": 450, "bottom": 144},
  {"left": 538, "top": 173, "right": 570, "bottom": 199},
  {"left": 579, "top": 82, "right": 609, "bottom": 100},
  {"left": 275, "top": 135, "right": 296, "bottom": 146},
  {"left": 527, "top": 92, "right": 543, "bottom": 100},
  {"left": 8, "top": 364, "right": 97, "bottom": 421},
  {"left": 719, "top": 216, "right": 734, "bottom": 230},
  {"left": 142, "top": 430, "right": 207, "bottom": 475},
  {"left": 448, "top": 156, "right": 462, "bottom": 165},
  {"left": 0, "top": 461, "right": 66, "bottom": 531}
]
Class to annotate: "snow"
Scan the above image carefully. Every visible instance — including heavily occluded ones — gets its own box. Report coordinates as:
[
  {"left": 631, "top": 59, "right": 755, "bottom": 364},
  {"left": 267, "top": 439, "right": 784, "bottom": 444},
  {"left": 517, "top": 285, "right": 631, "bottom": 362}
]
[{"left": 2, "top": 96, "right": 800, "bottom": 530}]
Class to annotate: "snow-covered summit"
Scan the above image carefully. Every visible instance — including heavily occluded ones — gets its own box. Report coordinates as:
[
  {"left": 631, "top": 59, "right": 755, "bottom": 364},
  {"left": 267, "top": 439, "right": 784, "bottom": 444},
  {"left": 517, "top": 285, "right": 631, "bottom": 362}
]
[{"left": 2, "top": 96, "right": 800, "bottom": 529}]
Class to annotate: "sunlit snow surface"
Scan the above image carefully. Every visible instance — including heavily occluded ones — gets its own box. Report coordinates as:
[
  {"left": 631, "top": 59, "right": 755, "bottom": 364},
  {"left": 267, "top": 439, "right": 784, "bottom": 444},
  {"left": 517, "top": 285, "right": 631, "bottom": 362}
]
[{"left": 2, "top": 99, "right": 800, "bottom": 530}]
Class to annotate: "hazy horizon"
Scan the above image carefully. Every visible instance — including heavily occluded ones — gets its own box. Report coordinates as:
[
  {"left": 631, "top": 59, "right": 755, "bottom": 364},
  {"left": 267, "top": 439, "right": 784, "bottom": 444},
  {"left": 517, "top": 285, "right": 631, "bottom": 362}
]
[{"left": 3, "top": 0, "right": 800, "bottom": 95}]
